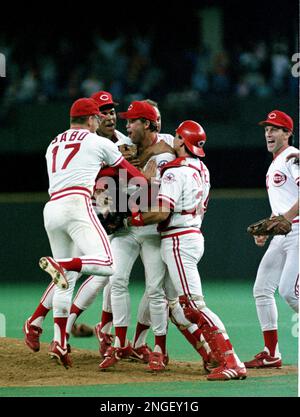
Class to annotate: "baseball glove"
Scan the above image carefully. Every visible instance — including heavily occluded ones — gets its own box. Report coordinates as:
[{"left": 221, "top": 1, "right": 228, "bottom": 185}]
[
  {"left": 98, "top": 211, "right": 128, "bottom": 235},
  {"left": 247, "top": 215, "right": 292, "bottom": 236},
  {"left": 118, "top": 144, "right": 137, "bottom": 161},
  {"left": 71, "top": 323, "right": 94, "bottom": 338}
]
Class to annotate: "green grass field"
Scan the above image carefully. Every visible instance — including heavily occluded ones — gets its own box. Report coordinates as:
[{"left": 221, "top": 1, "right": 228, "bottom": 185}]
[{"left": 0, "top": 279, "right": 298, "bottom": 397}]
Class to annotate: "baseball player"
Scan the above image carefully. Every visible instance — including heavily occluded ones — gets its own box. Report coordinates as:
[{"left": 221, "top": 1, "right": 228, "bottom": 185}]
[
  {"left": 93, "top": 99, "right": 175, "bottom": 363},
  {"left": 23, "top": 91, "right": 134, "bottom": 354},
  {"left": 98, "top": 101, "right": 176, "bottom": 371},
  {"left": 23, "top": 97, "right": 146, "bottom": 368},
  {"left": 244, "top": 110, "right": 299, "bottom": 369},
  {"left": 94, "top": 103, "right": 219, "bottom": 370},
  {"left": 128, "top": 120, "right": 247, "bottom": 380},
  {"left": 66, "top": 97, "right": 169, "bottom": 359},
  {"left": 65, "top": 91, "right": 134, "bottom": 343}
]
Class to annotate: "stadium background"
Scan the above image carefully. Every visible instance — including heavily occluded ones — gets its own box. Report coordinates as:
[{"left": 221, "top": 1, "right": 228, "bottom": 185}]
[{"left": 0, "top": 0, "right": 298, "bottom": 397}]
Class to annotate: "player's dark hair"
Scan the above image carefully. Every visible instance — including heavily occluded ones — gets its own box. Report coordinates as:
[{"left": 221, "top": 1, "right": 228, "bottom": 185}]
[
  {"left": 283, "top": 129, "right": 294, "bottom": 145},
  {"left": 99, "top": 104, "right": 115, "bottom": 112},
  {"left": 140, "top": 118, "right": 158, "bottom": 132},
  {"left": 288, "top": 135, "right": 294, "bottom": 146}
]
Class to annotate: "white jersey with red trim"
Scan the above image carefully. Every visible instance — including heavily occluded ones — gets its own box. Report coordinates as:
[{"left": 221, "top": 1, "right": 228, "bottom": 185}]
[
  {"left": 46, "top": 128, "right": 123, "bottom": 196},
  {"left": 115, "top": 129, "right": 132, "bottom": 146},
  {"left": 114, "top": 131, "right": 173, "bottom": 153},
  {"left": 138, "top": 133, "right": 176, "bottom": 231},
  {"left": 157, "top": 133, "right": 174, "bottom": 147},
  {"left": 266, "top": 146, "right": 299, "bottom": 221},
  {"left": 144, "top": 151, "right": 176, "bottom": 181},
  {"left": 158, "top": 157, "right": 210, "bottom": 232},
  {"left": 143, "top": 133, "right": 175, "bottom": 179}
]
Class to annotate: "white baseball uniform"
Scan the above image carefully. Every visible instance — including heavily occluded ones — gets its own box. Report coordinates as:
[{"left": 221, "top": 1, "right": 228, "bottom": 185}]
[
  {"left": 65, "top": 133, "right": 174, "bottom": 338},
  {"left": 114, "top": 129, "right": 133, "bottom": 146},
  {"left": 71, "top": 130, "right": 134, "bottom": 314},
  {"left": 157, "top": 157, "right": 241, "bottom": 345},
  {"left": 132, "top": 155, "right": 244, "bottom": 369},
  {"left": 44, "top": 128, "right": 123, "bottom": 317},
  {"left": 35, "top": 131, "right": 133, "bottom": 333},
  {"left": 253, "top": 146, "right": 299, "bottom": 333},
  {"left": 110, "top": 133, "right": 175, "bottom": 339}
]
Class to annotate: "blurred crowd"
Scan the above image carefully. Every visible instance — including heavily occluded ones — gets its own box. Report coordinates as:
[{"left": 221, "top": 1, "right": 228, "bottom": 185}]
[{"left": 0, "top": 31, "right": 297, "bottom": 123}]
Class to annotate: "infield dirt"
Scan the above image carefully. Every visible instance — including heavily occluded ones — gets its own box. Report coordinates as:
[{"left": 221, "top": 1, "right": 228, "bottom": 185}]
[{"left": 0, "top": 338, "right": 297, "bottom": 387}]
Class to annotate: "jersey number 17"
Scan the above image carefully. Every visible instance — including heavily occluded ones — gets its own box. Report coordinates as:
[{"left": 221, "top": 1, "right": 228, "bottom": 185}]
[{"left": 51, "top": 143, "right": 81, "bottom": 173}]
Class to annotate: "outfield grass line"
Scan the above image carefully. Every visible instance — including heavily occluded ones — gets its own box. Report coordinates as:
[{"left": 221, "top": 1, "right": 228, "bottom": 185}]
[{"left": 0, "top": 374, "right": 298, "bottom": 397}]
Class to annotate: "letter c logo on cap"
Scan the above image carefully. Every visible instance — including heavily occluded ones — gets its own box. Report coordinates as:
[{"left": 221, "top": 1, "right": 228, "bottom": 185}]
[
  {"left": 100, "top": 94, "right": 109, "bottom": 101},
  {"left": 268, "top": 112, "right": 277, "bottom": 119}
]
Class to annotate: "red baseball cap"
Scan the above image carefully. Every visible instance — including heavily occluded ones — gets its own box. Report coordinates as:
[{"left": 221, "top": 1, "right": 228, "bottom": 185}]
[
  {"left": 90, "top": 91, "right": 118, "bottom": 109},
  {"left": 70, "top": 98, "right": 100, "bottom": 117},
  {"left": 118, "top": 101, "right": 157, "bottom": 122},
  {"left": 259, "top": 110, "right": 294, "bottom": 132}
]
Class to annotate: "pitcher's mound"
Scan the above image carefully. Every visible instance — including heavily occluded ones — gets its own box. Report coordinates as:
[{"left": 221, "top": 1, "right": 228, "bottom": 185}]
[{"left": 0, "top": 338, "right": 297, "bottom": 387}]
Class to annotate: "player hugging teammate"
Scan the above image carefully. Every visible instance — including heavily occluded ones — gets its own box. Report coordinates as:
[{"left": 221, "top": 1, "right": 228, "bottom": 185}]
[{"left": 23, "top": 95, "right": 298, "bottom": 381}]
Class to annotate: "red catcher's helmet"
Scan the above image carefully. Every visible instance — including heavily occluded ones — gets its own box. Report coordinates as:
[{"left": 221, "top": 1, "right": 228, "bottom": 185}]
[{"left": 176, "top": 120, "right": 206, "bottom": 157}]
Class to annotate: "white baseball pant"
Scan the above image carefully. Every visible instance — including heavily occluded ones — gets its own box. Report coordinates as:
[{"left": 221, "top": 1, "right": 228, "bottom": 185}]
[
  {"left": 161, "top": 232, "right": 227, "bottom": 332},
  {"left": 110, "top": 226, "right": 168, "bottom": 336},
  {"left": 43, "top": 194, "right": 114, "bottom": 317},
  {"left": 253, "top": 224, "right": 299, "bottom": 331}
]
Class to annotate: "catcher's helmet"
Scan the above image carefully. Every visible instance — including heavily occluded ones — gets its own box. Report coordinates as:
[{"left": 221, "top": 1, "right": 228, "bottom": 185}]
[{"left": 176, "top": 120, "right": 206, "bottom": 157}]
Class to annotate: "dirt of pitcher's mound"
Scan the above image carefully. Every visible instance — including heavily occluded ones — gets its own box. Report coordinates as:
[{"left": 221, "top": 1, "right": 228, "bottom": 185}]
[{"left": 0, "top": 338, "right": 297, "bottom": 387}]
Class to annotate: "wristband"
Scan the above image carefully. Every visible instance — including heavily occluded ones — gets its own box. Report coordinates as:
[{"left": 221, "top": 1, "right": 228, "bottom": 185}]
[{"left": 131, "top": 211, "right": 145, "bottom": 227}]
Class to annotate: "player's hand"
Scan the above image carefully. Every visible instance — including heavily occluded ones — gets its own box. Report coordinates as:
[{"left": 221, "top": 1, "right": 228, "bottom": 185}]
[
  {"left": 128, "top": 158, "right": 141, "bottom": 168},
  {"left": 143, "top": 159, "right": 157, "bottom": 181},
  {"left": 254, "top": 235, "right": 269, "bottom": 247},
  {"left": 139, "top": 142, "right": 175, "bottom": 168},
  {"left": 119, "top": 144, "right": 137, "bottom": 160}
]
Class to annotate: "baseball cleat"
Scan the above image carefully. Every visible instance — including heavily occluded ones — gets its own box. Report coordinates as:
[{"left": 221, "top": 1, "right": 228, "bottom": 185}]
[
  {"left": 207, "top": 364, "right": 247, "bottom": 381},
  {"left": 95, "top": 323, "right": 114, "bottom": 358},
  {"left": 203, "top": 359, "right": 219, "bottom": 374},
  {"left": 23, "top": 319, "right": 42, "bottom": 352},
  {"left": 48, "top": 341, "right": 72, "bottom": 369},
  {"left": 99, "top": 344, "right": 133, "bottom": 370},
  {"left": 130, "top": 344, "right": 153, "bottom": 363},
  {"left": 147, "top": 352, "right": 168, "bottom": 372},
  {"left": 244, "top": 351, "right": 282, "bottom": 368},
  {"left": 39, "top": 256, "right": 69, "bottom": 289}
]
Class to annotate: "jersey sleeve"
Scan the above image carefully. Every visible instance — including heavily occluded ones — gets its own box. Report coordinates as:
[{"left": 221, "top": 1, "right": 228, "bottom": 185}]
[
  {"left": 157, "top": 168, "right": 183, "bottom": 210},
  {"left": 115, "top": 130, "right": 132, "bottom": 146},
  {"left": 287, "top": 158, "right": 299, "bottom": 186},
  {"left": 101, "top": 137, "right": 124, "bottom": 167}
]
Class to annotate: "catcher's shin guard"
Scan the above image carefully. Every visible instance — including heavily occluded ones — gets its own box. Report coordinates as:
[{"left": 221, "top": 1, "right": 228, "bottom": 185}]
[
  {"left": 178, "top": 326, "right": 210, "bottom": 363},
  {"left": 169, "top": 303, "right": 215, "bottom": 369},
  {"left": 184, "top": 307, "right": 237, "bottom": 367}
]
